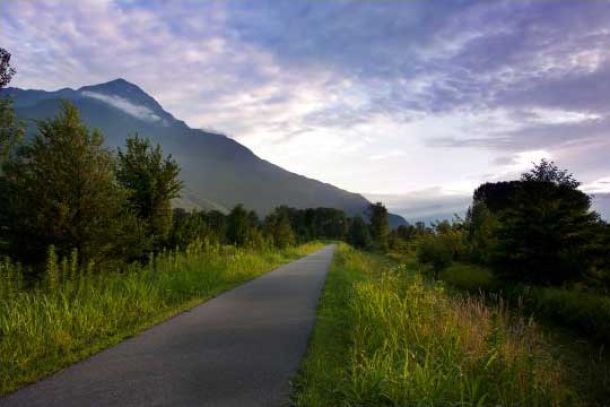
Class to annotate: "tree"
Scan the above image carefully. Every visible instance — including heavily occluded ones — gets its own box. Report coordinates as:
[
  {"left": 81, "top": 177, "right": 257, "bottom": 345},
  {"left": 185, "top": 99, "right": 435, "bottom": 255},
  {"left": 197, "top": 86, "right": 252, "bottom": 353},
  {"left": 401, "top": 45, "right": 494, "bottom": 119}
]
[
  {"left": 348, "top": 216, "right": 372, "bottom": 249},
  {"left": 227, "top": 204, "right": 254, "bottom": 246},
  {"left": 264, "top": 208, "right": 295, "bottom": 249},
  {"left": 472, "top": 161, "right": 601, "bottom": 285},
  {"left": 521, "top": 159, "right": 579, "bottom": 188},
  {"left": 465, "top": 201, "right": 498, "bottom": 264},
  {"left": 368, "top": 202, "right": 389, "bottom": 251},
  {"left": 0, "top": 48, "right": 15, "bottom": 88},
  {"left": 495, "top": 179, "right": 599, "bottom": 284},
  {"left": 117, "top": 135, "right": 182, "bottom": 250},
  {"left": 417, "top": 235, "right": 453, "bottom": 279},
  {"left": 2, "top": 102, "right": 128, "bottom": 266},
  {"left": 0, "top": 48, "right": 24, "bottom": 161}
]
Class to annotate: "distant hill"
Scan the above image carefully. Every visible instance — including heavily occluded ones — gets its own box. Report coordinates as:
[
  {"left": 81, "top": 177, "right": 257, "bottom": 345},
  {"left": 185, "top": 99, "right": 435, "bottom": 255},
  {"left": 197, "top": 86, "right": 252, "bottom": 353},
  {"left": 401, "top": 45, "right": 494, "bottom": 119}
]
[{"left": 2, "top": 79, "right": 407, "bottom": 227}]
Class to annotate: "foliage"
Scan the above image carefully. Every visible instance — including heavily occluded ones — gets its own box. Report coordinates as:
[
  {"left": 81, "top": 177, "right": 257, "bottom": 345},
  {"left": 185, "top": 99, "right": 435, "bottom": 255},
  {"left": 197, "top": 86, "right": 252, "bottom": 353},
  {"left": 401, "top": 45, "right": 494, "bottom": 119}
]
[
  {"left": 464, "top": 201, "right": 498, "bottom": 264},
  {"left": 0, "top": 48, "right": 24, "bottom": 162},
  {"left": 0, "top": 242, "right": 323, "bottom": 395},
  {"left": 347, "top": 215, "right": 371, "bottom": 249},
  {"left": 468, "top": 160, "right": 607, "bottom": 286},
  {"left": 521, "top": 158, "right": 580, "bottom": 188},
  {"left": 117, "top": 134, "right": 182, "bottom": 250},
  {"left": 293, "top": 245, "right": 576, "bottom": 406},
  {"left": 417, "top": 234, "right": 453, "bottom": 278},
  {"left": 168, "top": 208, "right": 226, "bottom": 250},
  {"left": 439, "top": 262, "right": 494, "bottom": 292},
  {"left": 0, "top": 48, "right": 15, "bottom": 88},
  {"left": 264, "top": 207, "right": 296, "bottom": 249},
  {"left": 495, "top": 180, "right": 601, "bottom": 284},
  {"left": 0, "top": 98, "right": 24, "bottom": 162},
  {"left": 1, "top": 102, "right": 129, "bottom": 266},
  {"left": 527, "top": 286, "right": 610, "bottom": 344},
  {"left": 225, "top": 204, "right": 266, "bottom": 249},
  {"left": 367, "top": 202, "right": 389, "bottom": 251}
]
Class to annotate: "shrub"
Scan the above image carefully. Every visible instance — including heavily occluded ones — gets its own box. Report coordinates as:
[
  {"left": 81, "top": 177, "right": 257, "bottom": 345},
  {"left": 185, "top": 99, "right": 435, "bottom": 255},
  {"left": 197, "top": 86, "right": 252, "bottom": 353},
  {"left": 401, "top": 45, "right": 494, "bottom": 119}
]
[
  {"left": 528, "top": 287, "right": 610, "bottom": 343},
  {"left": 440, "top": 263, "right": 494, "bottom": 292}
]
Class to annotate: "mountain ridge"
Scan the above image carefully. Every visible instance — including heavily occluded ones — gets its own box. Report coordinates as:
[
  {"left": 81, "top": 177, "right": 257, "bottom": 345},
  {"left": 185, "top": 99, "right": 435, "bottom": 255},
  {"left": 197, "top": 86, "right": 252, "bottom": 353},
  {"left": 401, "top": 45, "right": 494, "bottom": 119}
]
[{"left": 2, "top": 79, "right": 407, "bottom": 227}]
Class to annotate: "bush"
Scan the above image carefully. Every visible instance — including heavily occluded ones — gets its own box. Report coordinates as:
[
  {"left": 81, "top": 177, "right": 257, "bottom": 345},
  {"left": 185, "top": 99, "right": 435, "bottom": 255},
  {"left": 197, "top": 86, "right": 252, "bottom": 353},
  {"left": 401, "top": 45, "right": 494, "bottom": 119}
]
[
  {"left": 528, "top": 287, "right": 610, "bottom": 343},
  {"left": 417, "top": 235, "right": 454, "bottom": 278},
  {"left": 440, "top": 263, "right": 494, "bottom": 292}
]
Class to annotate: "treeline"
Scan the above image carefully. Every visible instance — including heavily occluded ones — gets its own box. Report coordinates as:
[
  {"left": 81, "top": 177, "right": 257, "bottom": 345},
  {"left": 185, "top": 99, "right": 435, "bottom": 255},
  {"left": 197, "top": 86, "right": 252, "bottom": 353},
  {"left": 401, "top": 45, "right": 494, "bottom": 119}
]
[
  {"left": 0, "top": 99, "right": 394, "bottom": 275},
  {"left": 0, "top": 55, "right": 395, "bottom": 278},
  {"left": 408, "top": 159, "right": 610, "bottom": 290},
  {"left": 168, "top": 202, "right": 391, "bottom": 252}
]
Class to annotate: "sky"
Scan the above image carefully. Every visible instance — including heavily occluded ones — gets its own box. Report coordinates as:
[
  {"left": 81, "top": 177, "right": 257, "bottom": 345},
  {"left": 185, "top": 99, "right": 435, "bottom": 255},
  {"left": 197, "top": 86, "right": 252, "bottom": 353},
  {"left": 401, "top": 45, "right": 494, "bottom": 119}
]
[{"left": 2, "top": 0, "right": 610, "bottom": 220}]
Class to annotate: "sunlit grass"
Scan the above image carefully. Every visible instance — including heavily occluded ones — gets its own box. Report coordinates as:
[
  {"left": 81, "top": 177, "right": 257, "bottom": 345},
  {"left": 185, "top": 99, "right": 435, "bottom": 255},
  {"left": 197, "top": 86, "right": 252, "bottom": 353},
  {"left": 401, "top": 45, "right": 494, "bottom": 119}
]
[
  {"left": 0, "top": 241, "right": 323, "bottom": 395},
  {"left": 294, "top": 244, "right": 578, "bottom": 406}
]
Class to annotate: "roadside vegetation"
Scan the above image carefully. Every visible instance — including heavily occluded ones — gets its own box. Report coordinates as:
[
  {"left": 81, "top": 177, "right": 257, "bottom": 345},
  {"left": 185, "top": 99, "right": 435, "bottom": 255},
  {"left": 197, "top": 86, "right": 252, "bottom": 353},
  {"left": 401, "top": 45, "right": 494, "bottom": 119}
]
[
  {"left": 294, "top": 245, "right": 578, "bottom": 406},
  {"left": 0, "top": 241, "right": 322, "bottom": 394},
  {"left": 0, "top": 49, "right": 332, "bottom": 395},
  {"left": 295, "top": 159, "right": 610, "bottom": 405}
]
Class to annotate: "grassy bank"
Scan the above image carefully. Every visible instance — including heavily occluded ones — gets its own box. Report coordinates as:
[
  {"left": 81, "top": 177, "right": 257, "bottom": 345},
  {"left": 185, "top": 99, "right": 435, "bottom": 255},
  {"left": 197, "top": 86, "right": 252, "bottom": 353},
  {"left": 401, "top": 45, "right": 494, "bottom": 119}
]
[
  {"left": 293, "top": 244, "right": 580, "bottom": 406},
  {"left": 0, "top": 241, "right": 323, "bottom": 395}
]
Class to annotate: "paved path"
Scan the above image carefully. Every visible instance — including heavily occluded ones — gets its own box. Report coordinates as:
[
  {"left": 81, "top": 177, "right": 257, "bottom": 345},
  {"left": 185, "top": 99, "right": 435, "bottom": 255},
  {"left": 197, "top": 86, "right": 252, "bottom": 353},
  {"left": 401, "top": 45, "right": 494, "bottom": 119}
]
[{"left": 0, "top": 245, "right": 335, "bottom": 407}]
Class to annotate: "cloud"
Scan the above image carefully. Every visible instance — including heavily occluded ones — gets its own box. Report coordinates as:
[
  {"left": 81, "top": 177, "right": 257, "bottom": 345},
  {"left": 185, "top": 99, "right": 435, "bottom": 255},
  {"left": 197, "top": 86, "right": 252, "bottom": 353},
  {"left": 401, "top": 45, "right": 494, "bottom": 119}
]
[
  {"left": 81, "top": 91, "right": 162, "bottom": 123},
  {"left": 2, "top": 0, "right": 610, "bottom": 219}
]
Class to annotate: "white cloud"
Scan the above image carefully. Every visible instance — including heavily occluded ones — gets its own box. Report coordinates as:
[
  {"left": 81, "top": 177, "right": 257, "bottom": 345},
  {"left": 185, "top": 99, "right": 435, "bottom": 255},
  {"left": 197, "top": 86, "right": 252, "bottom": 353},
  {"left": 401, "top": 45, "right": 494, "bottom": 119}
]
[
  {"left": 81, "top": 91, "right": 162, "bottom": 123},
  {"left": 2, "top": 0, "right": 610, "bottom": 219}
]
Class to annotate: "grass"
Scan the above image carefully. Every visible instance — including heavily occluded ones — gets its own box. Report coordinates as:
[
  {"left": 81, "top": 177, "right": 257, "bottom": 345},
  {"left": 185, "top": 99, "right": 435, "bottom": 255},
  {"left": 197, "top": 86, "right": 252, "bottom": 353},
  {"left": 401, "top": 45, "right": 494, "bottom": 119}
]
[
  {"left": 439, "top": 263, "right": 494, "bottom": 292},
  {"left": 293, "top": 244, "right": 580, "bottom": 406},
  {"left": 0, "top": 241, "right": 323, "bottom": 395}
]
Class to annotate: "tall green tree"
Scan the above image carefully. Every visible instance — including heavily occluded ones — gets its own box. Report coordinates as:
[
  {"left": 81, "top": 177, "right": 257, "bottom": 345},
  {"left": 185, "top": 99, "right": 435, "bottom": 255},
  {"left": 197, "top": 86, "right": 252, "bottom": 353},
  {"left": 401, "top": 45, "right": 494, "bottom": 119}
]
[
  {"left": 0, "top": 48, "right": 24, "bottom": 162},
  {"left": 117, "top": 135, "right": 182, "bottom": 250},
  {"left": 475, "top": 160, "right": 603, "bottom": 285},
  {"left": 227, "top": 204, "right": 254, "bottom": 246},
  {"left": 264, "top": 208, "right": 295, "bottom": 249},
  {"left": 368, "top": 202, "right": 389, "bottom": 251},
  {"left": 2, "top": 101, "right": 128, "bottom": 265},
  {"left": 348, "top": 215, "right": 372, "bottom": 250}
]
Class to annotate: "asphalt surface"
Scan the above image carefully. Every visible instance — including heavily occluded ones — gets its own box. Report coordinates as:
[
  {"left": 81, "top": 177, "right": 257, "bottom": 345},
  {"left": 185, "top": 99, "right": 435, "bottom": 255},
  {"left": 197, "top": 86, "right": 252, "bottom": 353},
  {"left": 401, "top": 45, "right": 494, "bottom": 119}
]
[{"left": 0, "top": 245, "right": 335, "bottom": 407}]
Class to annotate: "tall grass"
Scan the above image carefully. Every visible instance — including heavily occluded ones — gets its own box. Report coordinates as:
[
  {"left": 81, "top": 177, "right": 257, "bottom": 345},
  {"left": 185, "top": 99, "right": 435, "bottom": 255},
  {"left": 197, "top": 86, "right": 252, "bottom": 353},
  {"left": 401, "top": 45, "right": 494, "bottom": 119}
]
[
  {"left": 0, "top": 241, "right": 322, "bottom": 395},
  {"left": 294, "top": 244, "right": 578, "bottom": 406}
]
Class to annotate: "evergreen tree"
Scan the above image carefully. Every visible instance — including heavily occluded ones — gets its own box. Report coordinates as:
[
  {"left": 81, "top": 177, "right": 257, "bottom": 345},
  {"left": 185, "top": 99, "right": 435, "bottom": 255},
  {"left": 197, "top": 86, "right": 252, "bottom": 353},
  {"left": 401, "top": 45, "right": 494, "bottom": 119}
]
[
  {"left": 2, "top": 101, "right": 128, "bottom": 265},
  {"left": 264, "top": 208, "right": 295, "bottom": 249},
  {"left": 368, "top": 202, "right": 389, "bottom": 251},
  {"left": 348, "top": 216, "right": 372, "bottom": 249},
  {"left": 117, "top": 135, "right": 182, "bottom": 250},
  {"left": 0, "top": 48, "right": 24, "bottom": 162},
  {"left": 227, "top": 204, "right": 252, "bottom": 246},
  {"left": 496, "top": 179, "right": 599, "bottom": 284}
]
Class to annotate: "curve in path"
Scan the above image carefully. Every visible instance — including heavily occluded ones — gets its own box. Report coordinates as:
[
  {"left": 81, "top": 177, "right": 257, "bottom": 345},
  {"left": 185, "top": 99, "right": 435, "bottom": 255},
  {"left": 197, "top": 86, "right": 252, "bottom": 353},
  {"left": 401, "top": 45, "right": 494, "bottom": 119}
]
[{"left": 0, "top": 245, "right": 336, "bottom": 407}]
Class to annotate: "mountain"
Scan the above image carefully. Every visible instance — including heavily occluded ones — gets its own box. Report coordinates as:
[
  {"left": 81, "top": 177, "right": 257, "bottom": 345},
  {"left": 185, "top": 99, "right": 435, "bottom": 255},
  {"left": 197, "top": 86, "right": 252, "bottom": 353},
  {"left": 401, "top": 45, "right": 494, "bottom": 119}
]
[{"left": 2, "top": 79, "right": 407, "bottom": 227}]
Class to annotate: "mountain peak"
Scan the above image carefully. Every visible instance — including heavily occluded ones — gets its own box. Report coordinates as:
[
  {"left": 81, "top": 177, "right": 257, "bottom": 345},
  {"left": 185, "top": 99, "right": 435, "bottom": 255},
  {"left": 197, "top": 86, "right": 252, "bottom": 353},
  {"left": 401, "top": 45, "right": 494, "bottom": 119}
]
[
  {"left": 78, "top": 78, "right": 176, "bottom": 124},
  {"left": 79, "top": 78, "right": 147, "bottom": 97}
]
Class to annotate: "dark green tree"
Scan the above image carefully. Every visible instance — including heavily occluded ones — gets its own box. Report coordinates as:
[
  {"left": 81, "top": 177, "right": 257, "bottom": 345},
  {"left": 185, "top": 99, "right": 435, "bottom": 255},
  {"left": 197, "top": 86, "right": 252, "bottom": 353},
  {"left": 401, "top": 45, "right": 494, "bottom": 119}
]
[
  {"left": 417, "top": 235, "right": 453, "bottom": 279},
  {"left": 0, "top": 48, "right": 24, "bottom": 162},
  {"left": 496, "top": 179, "right": 600, "bottom": 284},
  {"left": 2, "top": 101, "right": 128, "bottom": 265},
  {"left": 264, "top": 208, "right": 295, "bottom": 249},
  {"left": 465, "top": 201, "right": 498, "bottom": 264},
  {"left": 117, "top": 135, "right": 182, "bottom": 250},
  {"left": 368, "top": 202, "right": 389, "bottom": 251},
  {"left": 348, "top": 216, "right": 372, "bottom": 249},
  {"left": 227, "top": 204, "right": 254, "bottom": 246},
  {"left": 469, "top": 160, "right": 606, "bottom": 285},
  {"left": 521, "top": 159, "right": 579, "bottom": 188}
]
